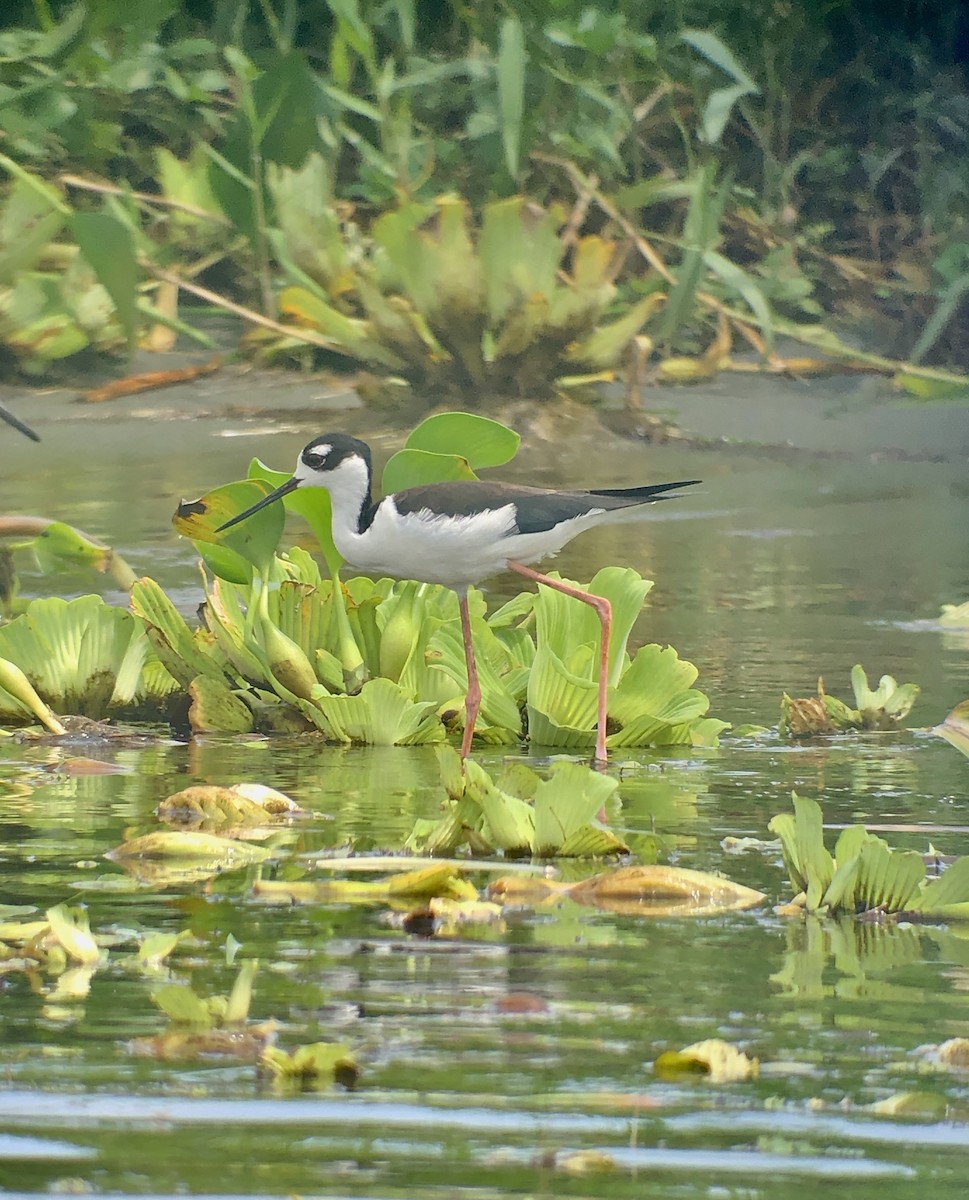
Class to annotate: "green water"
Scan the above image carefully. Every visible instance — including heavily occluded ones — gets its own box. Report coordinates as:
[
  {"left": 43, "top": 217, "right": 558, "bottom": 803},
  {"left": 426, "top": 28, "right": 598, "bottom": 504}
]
[{"left": 2, "top": 394, "right": 969, "bottom": 1196}]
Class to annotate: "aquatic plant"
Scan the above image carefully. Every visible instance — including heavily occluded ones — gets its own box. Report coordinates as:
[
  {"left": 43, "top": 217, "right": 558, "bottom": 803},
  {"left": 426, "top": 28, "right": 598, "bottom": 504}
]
[
  {"left": 407, "top": 745, "right": 628, "bottom": 858},
  {"left": 779, "top": 664, "right": 919, "bottom": 737},
  {"left": 0, "top": 411, "right": 722, "bottom": 760},
  {"left": 769, "top": 793, "right": 969, "bottom": 919},
  {"left": 0, "top": 516, "right": 138, "bottom": 617}
]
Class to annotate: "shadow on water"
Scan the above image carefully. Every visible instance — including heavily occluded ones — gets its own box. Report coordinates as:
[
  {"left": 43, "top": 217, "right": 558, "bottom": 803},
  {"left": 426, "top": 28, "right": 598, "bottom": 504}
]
[{"left": 2, "top": 375, "right": 969, "bottom": 1196}]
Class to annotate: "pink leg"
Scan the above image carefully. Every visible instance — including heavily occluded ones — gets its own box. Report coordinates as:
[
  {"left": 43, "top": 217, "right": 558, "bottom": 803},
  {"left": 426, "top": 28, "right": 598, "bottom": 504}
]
[
  {"left": 507, "top": 560, "right": 613, "bottom": 767},
  {"left": 458, "top": 590, "right": 481, "bottom": 760}
]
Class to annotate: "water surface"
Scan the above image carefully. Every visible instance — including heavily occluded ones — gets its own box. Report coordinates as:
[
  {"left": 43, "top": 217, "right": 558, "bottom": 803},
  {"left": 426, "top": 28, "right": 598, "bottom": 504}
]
[{"left": 1, "top": 375, "right": 969, "bottom": 1197}]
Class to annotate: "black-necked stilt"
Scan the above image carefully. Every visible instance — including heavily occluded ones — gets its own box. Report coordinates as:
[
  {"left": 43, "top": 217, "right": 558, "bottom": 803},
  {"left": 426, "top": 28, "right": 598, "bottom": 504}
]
[
  {"left": 219, "top": 433, "right": 698, "bottom": 764},
  {"left": 0, "top": 401, "right": 39, "bottom": 442}
]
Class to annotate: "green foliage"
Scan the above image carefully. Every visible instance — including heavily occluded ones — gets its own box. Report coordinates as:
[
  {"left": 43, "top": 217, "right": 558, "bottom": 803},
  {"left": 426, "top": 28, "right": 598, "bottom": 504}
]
[
  {"left": 0, "top": 165, "right": 126, "bottom": 370},
  {"left": 407, "top": 746, "right": 629, "bottom": 858},
  {"left": 0, "top": 594, "right": 170, "bottom": 720},
  {"left": 0, "top": 4, "right": 967, "bottom": 376},
  {"left": 769, "top": 794, "right": 969, "bottom": 919},
  {"left": 779, "top": 665, "right": 920, "bottom": 737},
  {"left": 265, "top": 183, "right": 662, "bottom": 395},
  {"left": 0, "top": 413, "right": 719, "bottom": 752}
]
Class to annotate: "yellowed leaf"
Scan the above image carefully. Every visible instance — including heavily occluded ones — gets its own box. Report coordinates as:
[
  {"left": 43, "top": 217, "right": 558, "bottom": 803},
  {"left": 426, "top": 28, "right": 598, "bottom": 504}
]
[
  {"left": 655, "top": 1038, "right": 758, "bottom": 1083},
  {"left": 490, "top": 865, "right": 764, "bottom": 917},
  {"left": 45, "top": 905, "right": 100, "bottom": 965}
]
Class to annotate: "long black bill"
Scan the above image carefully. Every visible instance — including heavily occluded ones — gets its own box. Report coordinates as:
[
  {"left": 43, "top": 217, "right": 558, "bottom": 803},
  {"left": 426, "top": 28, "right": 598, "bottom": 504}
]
[
  {"left": 0, "top": 402, "right": 40, "bottom": 442},
  {"left": 217, "top": 476, "right": 300, "bottom": 532}
]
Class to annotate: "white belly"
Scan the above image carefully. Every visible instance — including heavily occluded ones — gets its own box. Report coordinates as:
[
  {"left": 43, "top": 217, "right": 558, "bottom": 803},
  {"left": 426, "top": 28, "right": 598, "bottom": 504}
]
[{"left": 335, "top": 502, "right": 604, "bottom": 587}]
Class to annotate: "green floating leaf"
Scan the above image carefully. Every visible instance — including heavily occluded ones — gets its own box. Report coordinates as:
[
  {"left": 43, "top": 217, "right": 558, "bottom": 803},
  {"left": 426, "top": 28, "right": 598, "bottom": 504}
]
[
  {"left": 533, "top": 762, "right": 617, "bottom": 855},
  {"left": 412, "top": 749, "right": 628, "bottom": 858},
  {"left": 769, "top": 792, "right": 835, "bottom": 905},
  {"left": 908, "top": 857, "right": 969, "bottom": 916},
  {"left": 152, "top": 983, "right": 213, "bottom": 1026},
  {"left": 850, "top": 664, "right": 920, "bottom": 725}
]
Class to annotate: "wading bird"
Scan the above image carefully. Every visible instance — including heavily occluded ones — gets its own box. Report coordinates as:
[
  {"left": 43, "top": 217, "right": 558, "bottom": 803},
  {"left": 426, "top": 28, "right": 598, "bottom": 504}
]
[{"left": 219, "top": 433, "right": 697, "bottom": 764}]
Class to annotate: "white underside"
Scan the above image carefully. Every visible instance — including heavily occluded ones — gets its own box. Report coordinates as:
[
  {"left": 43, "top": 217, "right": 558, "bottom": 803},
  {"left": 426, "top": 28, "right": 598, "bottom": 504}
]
[
  {"left": 301, "top": 455, "right": 660, "bottom": 588},
  {"left": 335, "top": 498, "right": 626, "bottom": 587}
]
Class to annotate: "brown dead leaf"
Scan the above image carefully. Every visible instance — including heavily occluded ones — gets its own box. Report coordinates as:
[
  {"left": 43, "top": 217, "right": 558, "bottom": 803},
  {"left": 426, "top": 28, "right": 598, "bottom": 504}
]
[
  {"left": 157, "top": 784, "right": 300, "bottom": 831},
  {"left": 127, "top": 1027, "right": 273, "bottom": 1062},
  {"left": 46, "top": 757, "right": 131, "bottom": 776},
  {"left": 79, "top": 358, "right": 221, "bottom": 404},
  {"left": 781, "top": 693, "right": 834, "bottom": 736},
  {"left": 933, "top": 1037, "right": 969, "bottom": 1069}
]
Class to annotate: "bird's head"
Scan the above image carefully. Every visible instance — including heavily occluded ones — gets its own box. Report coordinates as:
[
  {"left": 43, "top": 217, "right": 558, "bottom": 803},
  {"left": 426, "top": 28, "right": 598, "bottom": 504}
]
[{"left": 217, "top": 433, "right": 372, "bottom": 532}]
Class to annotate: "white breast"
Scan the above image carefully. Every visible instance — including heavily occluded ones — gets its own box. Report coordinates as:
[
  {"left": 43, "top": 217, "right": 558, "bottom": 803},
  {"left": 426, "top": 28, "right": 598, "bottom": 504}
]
[{"left": 333, "top": 498, "right": 607, "bottom": 587}]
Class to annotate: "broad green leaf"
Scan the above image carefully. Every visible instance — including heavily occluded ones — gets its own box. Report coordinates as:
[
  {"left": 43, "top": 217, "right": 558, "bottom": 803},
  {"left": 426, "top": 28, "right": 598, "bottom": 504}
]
[
  {"left": 464, "top": 758, "right": 535, "bottom": 853},
  {"left": 0, "top": 595, "right": 145, "bottom": 718},
  {"left": 130, "top": 578, "right": 227, "bottom": 687},
  {"left": 855, "top": 839, "right": 924, "bottom": 913},
  {"left": 174, "top": 480, "right": 283, "bottom": 577},
  {"left": 187, "top": 674, "right": 254, "bottom": 733},
  {"left": 478, "top": 196, "right": 564, "bottom": 324},
  {"left": 533, "top": 762, "right": 617, "bottom": 855},
  {"left": 0, "top": 177, "right": 66, "bottom": 282},
  {"left": 907, "top": 857, "right": 969, "bottom": 914},
  {"left": 403, "top": 411, "right": 521, "bottom": 471},
  {"left": 224, "top": 959, "right": 258, "bottom": 1024},
  {"left": 277, "top": 284, "right": 405, "bottom": 368},
  {"left": 381, "top": 448, "right": 477, "bottom": 495},
  {"left": 312, "top": 676, "right": 443, "bottom": 744},
  {"left": 71, "top": 211, "right": 139, "bottom": 348},
  {"left": 152, "top": 983, "right": 212, "bottom": 1026},
  {"left": 793, "top": 793, "right": 833, "bottom": 910}
]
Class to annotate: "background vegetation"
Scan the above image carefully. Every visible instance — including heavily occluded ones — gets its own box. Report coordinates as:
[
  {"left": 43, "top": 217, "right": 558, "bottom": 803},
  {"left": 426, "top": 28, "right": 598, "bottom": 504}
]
[{"left": 1, "top": 0, "right": 968, "bottom": 389}]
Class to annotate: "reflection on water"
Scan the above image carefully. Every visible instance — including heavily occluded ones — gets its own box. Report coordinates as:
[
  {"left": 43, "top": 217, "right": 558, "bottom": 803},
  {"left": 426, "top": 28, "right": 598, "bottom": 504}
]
[{"left": 3, "top": 401, "right": 969, "bottom": 1197}]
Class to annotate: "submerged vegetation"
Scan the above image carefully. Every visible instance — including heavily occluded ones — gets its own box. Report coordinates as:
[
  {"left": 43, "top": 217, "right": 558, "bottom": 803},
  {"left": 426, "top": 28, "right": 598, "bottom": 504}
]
[{"left": 0, "top": 1, "right": 967, "bottom": 394}]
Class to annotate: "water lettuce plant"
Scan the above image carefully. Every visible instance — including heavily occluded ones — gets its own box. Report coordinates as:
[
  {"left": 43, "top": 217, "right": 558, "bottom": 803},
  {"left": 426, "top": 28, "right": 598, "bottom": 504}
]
[
  {"left": 0, "top": 411, "right": 722, "bottom": 759},
  {"left": 779, "top": 665, "right": 919, "bottom": 737},
  {"left": 770, "top": 794, "right": 969, "bottom": 919},
  {"left": 263, "top": 162, "right": 660, "bottom": 395},
  {"left": 407, "top": 745, "right": 629, "bottom": 858}
]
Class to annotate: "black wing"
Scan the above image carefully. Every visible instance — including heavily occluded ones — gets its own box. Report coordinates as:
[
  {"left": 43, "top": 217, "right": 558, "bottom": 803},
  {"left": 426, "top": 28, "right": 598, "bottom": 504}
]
[{"left": 392, "top": 479, "right": 699, "bottom": 536}]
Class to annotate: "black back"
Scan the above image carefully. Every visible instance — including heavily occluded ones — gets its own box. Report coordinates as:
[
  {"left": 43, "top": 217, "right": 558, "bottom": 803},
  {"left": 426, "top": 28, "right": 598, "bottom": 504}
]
[{"left": 392, "top": 479, "right": 699, "bottom": 536}]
